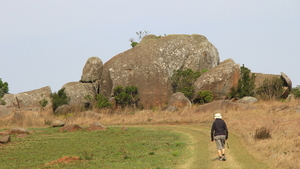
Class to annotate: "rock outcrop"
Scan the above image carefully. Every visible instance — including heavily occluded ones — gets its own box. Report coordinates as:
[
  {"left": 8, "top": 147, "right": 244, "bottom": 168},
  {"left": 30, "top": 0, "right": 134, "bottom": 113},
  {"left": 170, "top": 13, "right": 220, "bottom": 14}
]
[
  {"left": 0, "top": 86, "right": 52, "bottom": 117},
  {"left": 62, "top": 82, "right": 96, "bottom": 107},
  {"left": 100, "top": 34, "right": 219, "bottom": 108},
  {"left": 193, "top": 59, "right": 240, "bottom": 100},
  {"left": 252, "top": 72, "right": 292, "bottom": 98},
  {"left": 194, "top": 100, "right": 256, "bottom": 113},
  {"left": 81, "top": 57, "right": 103, "bottom": 83}
]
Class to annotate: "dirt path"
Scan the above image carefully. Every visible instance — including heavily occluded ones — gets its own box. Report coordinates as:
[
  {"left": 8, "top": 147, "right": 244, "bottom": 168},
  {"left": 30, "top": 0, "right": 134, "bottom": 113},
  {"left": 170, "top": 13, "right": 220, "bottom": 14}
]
[{"left": 140, "top": 124, "right": 270, "bottom": 169}]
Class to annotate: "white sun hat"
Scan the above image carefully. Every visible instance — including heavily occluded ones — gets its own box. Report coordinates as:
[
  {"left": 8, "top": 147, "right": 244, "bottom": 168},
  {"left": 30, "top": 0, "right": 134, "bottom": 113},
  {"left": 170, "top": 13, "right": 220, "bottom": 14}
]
[{"left": 214, "top": 113, "right": 222, "bottom": 119}]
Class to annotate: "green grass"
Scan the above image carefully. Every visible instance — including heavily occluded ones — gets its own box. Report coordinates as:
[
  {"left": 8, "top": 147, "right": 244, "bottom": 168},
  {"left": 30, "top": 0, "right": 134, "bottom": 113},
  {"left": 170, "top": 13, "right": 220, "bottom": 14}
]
[{"left": 0, "top": 127, "right": 186, "bottom": 169}]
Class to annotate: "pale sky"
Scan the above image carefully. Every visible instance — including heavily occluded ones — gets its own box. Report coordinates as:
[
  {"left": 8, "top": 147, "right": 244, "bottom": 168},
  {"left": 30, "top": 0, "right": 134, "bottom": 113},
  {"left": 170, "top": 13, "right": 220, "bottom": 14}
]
[{"left": 1, "top": 0, "right": 299, "bottom": 94}]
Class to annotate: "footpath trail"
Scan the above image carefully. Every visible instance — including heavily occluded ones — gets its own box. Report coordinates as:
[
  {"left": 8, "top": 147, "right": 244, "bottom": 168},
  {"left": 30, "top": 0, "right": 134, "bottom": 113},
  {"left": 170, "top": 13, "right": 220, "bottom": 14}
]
[{"left": 141, "top": 124, "right": 270, "bottom": 169}]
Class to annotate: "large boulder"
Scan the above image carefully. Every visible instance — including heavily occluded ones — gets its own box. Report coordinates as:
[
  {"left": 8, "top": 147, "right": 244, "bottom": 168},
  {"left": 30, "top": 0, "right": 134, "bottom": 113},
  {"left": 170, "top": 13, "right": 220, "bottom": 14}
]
[
  {"left": 193, "top": 59, "right": 240, "bottom": 100},
  {"left": 165, "top": 92, "right": 191, "bottom": 111},
  {"left": 62, "top": 82, "right": 96, "bottom": 107},
  {"left": 100, "top": 34, "right": 219, "bottom": 108},
  {"left": 252, "top": 72, "right": 292, "bottom": 98},
  {"left": 81, "top": 57, "right": 103, "bottom": 83},
  {"left": 0, "top": 86, "right": 52, "bottom": 117},
  {"left": 252, "top": 73, "right": 280, "bottom": 89}
]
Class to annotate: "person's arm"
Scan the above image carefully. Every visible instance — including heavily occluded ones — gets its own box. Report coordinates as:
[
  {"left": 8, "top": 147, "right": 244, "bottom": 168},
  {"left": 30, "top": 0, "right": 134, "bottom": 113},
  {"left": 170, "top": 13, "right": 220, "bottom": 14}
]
[
  {"left": 224, "top": 121, "right": 228, "bottom": 140},
  {"left": 211, "top": 122, "right": 215, "bottom": 142}
]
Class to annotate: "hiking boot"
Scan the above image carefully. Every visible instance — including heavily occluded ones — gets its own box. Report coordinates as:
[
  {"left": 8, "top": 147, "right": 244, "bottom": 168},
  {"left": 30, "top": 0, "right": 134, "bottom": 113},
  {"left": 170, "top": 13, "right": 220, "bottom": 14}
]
[{"left": 222, "top": 156, "right": 226, "bottom": 161}]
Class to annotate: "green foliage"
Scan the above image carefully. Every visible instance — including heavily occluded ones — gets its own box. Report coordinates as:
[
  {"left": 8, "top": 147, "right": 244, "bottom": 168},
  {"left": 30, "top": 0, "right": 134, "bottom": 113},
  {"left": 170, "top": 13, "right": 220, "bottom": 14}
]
[
  {"left": 39, "top": 99, "right": 48, "bottom": 107},
  {"left": 96, "top": 94, "right": 113, "bottom": 109},
  {"left": 129, "top": 30, "right": 150, "bottom": 48},
  {"left": 51, "top": 88, "right": 69, "bottom": 112},
  {"left": 290, "top": 87, "right": 300, "bottom": 99},
  {"left": 0, "top": 78, "right": 9, "bottom": 98},
  {"left": 228, "top": 64, "right": 255, "bottom": 99},
  {"left": 130, "top": 41, "right": 138, "bottom": 47},
  {"left": 171, "top": 69, "right": 207, "bottom": 100},
  {"left": 114, "top": 86, "right": 139, "bottom": 108},
  {"left": 256, "top": 77, "right": 284, "bottom": 100},
  {"left": 195, "top": 90, "right": 213, "bottom": 104}
]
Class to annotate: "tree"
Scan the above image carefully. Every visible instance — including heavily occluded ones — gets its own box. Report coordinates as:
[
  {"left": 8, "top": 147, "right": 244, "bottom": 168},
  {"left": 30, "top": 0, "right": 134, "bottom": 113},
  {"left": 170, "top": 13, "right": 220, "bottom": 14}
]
[
  {"left": 51, "top": 88, "right": 69, "bottom": 112},
  {"left": 113, "top": 86, "right": 139, "bottom": 108},
  {"left": 171, "top": 69, "right": 207, "bottom": 100},
  {"left": 0, "top": 78, "right": 9, "bottom": 98},
  {"left": 228, "top": 64, "right": 255, "bottom": 99}
]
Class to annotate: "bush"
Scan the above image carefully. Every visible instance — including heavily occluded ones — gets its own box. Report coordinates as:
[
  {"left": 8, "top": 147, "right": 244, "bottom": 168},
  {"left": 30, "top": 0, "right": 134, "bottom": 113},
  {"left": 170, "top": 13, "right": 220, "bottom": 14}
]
[
  {"left": 290, "top": 87, "right": 300, "bottom": 99},
  {"left": 51, "top": 88, "right": 69, "bottom": 112},
  {"left": 195, "top": 90, "right": 213, "bottom": 104},
  {"left": 256, "top": 77, "right": 284, "bottom": 100},
  {"left": 254, "top": 127, "right": 271, "bottom": 140},
  {"left": 171, "top": 69, "right": 207, "bottom": 100},
  {"left": 228, "top": 64, "right": 255, "bottom": 99},
  {"left": 114, "top": 86, "right": 139, "bottom": 108},
  {"left": 0, "top": 78, "right": 9, "bottom": 98},
  {"left": 96, "top": 94, "right": 113, "bottom": 109},
  {"left": 39, "top": 99, "right": 48, "bottom": 107}
]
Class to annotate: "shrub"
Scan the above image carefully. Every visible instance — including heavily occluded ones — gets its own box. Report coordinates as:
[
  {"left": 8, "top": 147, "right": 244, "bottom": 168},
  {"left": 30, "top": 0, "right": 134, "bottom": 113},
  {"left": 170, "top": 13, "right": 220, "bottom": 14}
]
[
  {"left": 256, "top": 77, "right": 284, "bottom": 100},
  {"left": 290, "top": 87, "right": 300, "bottom": 99},
  {"left": 0, "top": 78, "right": 9, "bottom": 98},
  {"left": 39, "top": 99, "right": 48, "bottom": 107},
  {"left": 171, "top": 69, "right": 207, "bottom": 100},
  {"left": 228, "top": 64, "right": 255, "bottom": 99},
  {"left": 114, "top": 86, "right": 139, "bottom": 108},
  {"left": 254, "top": 127, "right": 271, "bottom": 140},
  {"left": 195, "top": 90, "right": 213, "bottom": 104},
  {"left": 96, "top": 94, "right": 113, "bottom": 109},
  {"left": 51, "top": 88, "right": 69, "bottom": 112}
]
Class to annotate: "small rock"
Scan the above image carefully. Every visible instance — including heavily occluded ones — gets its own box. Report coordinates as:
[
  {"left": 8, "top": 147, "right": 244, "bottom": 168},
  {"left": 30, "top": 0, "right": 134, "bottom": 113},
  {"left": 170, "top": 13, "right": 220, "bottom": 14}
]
[
  {"left": 9, "top": 127, "right": 30, "bottom": 134},
  {"left": 0, "top": 136, "right": 11, "bottom": 143},
  {"left": 59, "top": 124, "right": 82, "bottom": 132},
  {"left": 238, "top": 96, "right": 258, "bottom": 104},
  {"left": 51, "top": 120, "right": 66, "bottom": 127},
  {"left": 87, "top": 122, "right": 106, "bottom": 131}
]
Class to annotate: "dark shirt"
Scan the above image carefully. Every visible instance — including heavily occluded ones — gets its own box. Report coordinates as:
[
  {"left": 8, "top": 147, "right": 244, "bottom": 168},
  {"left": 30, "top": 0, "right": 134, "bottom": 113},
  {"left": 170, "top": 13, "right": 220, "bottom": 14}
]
[{"left": 211, "top": 118, "right": 228, "bottom": 141}]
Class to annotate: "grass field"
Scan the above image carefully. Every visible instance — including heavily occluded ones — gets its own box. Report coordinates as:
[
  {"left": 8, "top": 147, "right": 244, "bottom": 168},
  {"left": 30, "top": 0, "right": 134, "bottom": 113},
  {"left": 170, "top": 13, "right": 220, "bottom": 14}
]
[
  {"left": 0, "top": 127, "right": 187, "bottom": 169},
  {"left": 1, "top": 100, "right": 300, "bottom": 168}
]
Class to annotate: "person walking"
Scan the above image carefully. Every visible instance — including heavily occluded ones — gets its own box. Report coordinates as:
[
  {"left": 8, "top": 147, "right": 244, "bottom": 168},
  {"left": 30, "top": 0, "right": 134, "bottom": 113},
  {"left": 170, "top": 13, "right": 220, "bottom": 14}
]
[{"left": 211, "top": 112, "right": 228, "bottom": 161}]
